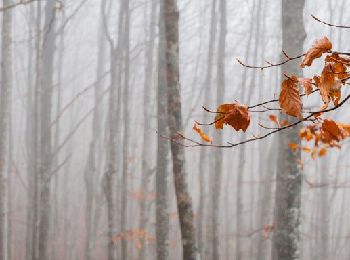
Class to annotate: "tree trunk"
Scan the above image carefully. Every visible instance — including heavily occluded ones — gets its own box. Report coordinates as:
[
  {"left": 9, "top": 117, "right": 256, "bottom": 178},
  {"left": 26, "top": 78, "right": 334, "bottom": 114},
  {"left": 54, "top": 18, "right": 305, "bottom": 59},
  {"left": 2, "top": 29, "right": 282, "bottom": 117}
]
[
  {"left": 272, "top": 1, "right": 306, "bottom": 259},
  {"left": 156, "top": 2, "right": 170, "bottom": 259},
  {"left": 211, "top": 0, "right": 226, "bottom": 258},
  {"left": 198, "top": 1, "right": 217, "bottom": 258},
  {"left": 139, "top": 0, "right": 157, "bottom": 259},
  {"left": 121, "top": 0, "right": 130, "bottom": 258},
  {"left": 0, "top": 1, "right": 13, "bottom": 259},
  {"left": 84, "top": 2, "right": 106, "bottom": 260},
  {"left": 38, "top": 1, "right": 56, "bottom": 259},
  {"left": 163, "top": 0, "right": 198, "bottom": 259}
]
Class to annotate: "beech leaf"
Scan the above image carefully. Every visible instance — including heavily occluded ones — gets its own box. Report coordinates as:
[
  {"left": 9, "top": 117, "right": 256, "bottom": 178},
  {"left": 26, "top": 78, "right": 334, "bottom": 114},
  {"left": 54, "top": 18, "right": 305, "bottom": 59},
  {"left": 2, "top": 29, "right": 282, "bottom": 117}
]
[
  {"left": 193, "top": 123, "right": 212, "bottom": 143},
  {"left": 279, "top": 75, "right": 302, "bottom": 118},
  {"left": 301, "top": 36, "right": 332, "bottom": 68},
  {"left": 215, "top": 103, "right": 250, "bottom": 132}
]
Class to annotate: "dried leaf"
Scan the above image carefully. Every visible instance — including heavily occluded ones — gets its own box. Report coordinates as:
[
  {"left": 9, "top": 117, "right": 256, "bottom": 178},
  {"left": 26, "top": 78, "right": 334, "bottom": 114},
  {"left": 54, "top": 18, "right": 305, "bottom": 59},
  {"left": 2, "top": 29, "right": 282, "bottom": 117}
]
[
  {"left": 298, "top": 78, "right": 313, "bottom": 95},
  {"left": 279, "top": 75, "right": 302, "bottom": 118},
  {"left": 314, "top": 64, "right": 342, "bottom": 107},
  {"left": 215, "top": 103, "right": 250, "bottom": 132},
  {"left": 318, "top": 148, "right": 327, "bottom": 157},
  {"left": 288, "top": 143, "right": 299, "bottom": 152},
  {"left": 268, "top": 114, "right": 279, "bottom": 126},
  {"left": 301, "top": 36, "right": 332, "bottom": 67},
  {"left": 193, "top": 123, "right": 212, "bottom": 143}
]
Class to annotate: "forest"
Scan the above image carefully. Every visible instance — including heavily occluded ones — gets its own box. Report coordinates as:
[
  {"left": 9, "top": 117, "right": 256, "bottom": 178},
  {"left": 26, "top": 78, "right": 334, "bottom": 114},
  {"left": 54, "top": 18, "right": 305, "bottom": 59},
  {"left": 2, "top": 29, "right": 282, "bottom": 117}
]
[{"left": 0, "top": 0, "right": 350, "bottom": 259}]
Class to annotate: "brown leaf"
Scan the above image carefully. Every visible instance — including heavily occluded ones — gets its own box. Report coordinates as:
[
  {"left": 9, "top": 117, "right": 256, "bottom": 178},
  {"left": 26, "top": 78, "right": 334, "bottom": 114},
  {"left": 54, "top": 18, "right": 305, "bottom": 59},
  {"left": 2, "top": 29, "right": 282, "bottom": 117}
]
[
  {"left": 193, "top": 123, "right": 212, "bottom": 143},
  {"left": 321, "top": 119, "right": 344, "bottom": 143},
  {"left": 318, "top": 148, "right": 327, "bottom": 157},
  {"left": 301, "top": 36, "right": 332, "bottom": 67},
  {"left": 268, "top": 114, "right": 279, "bottom": 126},
  {"left": 288, "top": 143, "right": 299, "bottom": 152},
  {"left": 298, "top": 78, "right": 313, "bottom": 95},
  {"left": 279, "top": 75, "right": 302, "bottom": 118},
  {"left": 314, "top": 64, "right": 342, "bottom": 107},
  {"left": 215, "top": 103, "right": 250, "bottom": 132}
]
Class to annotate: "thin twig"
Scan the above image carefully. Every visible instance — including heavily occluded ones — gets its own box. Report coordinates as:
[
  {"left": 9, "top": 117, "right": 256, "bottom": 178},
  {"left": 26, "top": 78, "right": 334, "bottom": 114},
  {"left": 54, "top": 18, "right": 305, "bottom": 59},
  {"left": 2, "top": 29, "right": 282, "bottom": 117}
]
[{"left": 311, "top": 14, "right": 350, "bottom": 29}]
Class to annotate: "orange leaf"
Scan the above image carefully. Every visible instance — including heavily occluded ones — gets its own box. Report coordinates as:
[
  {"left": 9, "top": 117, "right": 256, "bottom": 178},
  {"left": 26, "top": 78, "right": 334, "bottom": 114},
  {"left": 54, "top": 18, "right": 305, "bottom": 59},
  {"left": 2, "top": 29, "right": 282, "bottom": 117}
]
[
  {"left": 301, "top": 36, "right": 332, "bottom": 67},
  {"left": 268, "top": 114, "right": 279, "bottom": 126},
  {"left": 314, "top": 64, "right": 342, "bottom": 107},
  {"left": 279, "top": 75, "right": 302, "bottom": 118},
  {"left": 298, "top": 78, "right": 313, "bottom": 95},
  {"left": 288, "top": 143, "right": 299, "bottom": 152},
  {"left": 193, "top": 123, "right": 212, "bottom": 143},
  {"left": 299, "top": 128, "right": 313, "bottom": 142},
  {"left": 215, "top": 102, "right": 250, "bottom": 132},
  {"left": 318, "top": 148, "right": 327, "bottom": 157}
]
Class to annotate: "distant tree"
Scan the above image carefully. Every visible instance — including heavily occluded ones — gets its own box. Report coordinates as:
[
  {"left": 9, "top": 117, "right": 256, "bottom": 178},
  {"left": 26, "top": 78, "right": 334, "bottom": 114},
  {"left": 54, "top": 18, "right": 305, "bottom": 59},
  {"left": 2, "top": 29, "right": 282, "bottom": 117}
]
[{"left": 0, "top": 1, "right": 13, "bottom": 259}]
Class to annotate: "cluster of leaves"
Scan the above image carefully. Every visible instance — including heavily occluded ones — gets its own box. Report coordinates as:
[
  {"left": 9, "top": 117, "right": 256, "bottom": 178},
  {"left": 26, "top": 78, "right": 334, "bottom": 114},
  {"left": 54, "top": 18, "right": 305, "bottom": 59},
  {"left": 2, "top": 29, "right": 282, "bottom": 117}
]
[
  {"left": 193, "top": 36, "right": 350, "bottom": 157},
  {"left": 111, "top": 229, "right": 156, "bottom": 250}
]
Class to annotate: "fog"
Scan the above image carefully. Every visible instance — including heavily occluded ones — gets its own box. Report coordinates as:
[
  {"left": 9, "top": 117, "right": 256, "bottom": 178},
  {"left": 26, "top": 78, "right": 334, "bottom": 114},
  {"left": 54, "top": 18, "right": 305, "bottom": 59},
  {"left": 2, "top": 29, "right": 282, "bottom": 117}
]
[{"left": 1, "top": 0, "right": 350, "bottom": 259}]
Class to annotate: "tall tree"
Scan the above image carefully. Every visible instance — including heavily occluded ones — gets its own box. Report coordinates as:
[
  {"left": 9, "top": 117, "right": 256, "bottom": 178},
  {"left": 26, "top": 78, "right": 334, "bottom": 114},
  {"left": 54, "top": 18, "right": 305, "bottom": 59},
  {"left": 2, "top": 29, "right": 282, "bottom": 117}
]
[
  {"left": 121, "top": 0, "right": 131, "bottom": 258},
  {"left": 84, "top": 1, "right": 107, "bottom": 259},
  {"left": 198, "top": 1, "right": 217, "bottom": 257},
  {"left": 156, "top": 2, "right": 169, "bottom": 259},
  {"left": 0, "top": 1, "right": 13, "bottom": 259},
  {"left": 38, "top": 1, "right": 57, "bottom": 259},
  {"left": 211, "top": 0, "right": 226, "bottom": 258},
  {"left": 163, "top": 0, "right": 198, "bottom": 259},
  {"left": 272, "top": 1, "right": 306, "bottom": 259},
  {"left": 139, "top": 0, "right": 157, "bottom": 259}
]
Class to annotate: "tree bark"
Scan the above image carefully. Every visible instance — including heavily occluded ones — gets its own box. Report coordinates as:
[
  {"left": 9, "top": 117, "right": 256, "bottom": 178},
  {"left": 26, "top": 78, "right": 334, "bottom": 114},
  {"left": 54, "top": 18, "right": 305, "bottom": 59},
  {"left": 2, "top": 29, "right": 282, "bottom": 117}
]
[
  {"left": 272, "top": 1, "right": 306, "bottom": 259},
  {"left": 163, "top": 0, "right": 198, "bottom": 259},
  {"left": 0, "top": 1, "right": 13, "bottom": 259},
  {"left": 211, "top": 0, "right": 226, "bottom": 258}
]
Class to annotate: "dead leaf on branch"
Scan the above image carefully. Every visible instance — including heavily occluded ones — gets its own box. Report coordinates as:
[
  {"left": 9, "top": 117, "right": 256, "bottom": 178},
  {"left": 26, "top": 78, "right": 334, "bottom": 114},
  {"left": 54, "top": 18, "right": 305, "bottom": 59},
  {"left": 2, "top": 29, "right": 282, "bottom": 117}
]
[
  {"left": 298, "top": 78, "right": 313, "bottom": 95},
  {"left": 214, "top": 103, "right": 250, "bottom": 132},
  {"left": 314, "top": 63, "right": 342, "bottom": 107},
  {"left": 193, "top": 123, "right": 212, "bottom": 143},
  {"left": 279, "top": 75, "right": 302, "bottom": 118},
  {"left": 301, "top": 36, "right": 332, "bottom": 67}
]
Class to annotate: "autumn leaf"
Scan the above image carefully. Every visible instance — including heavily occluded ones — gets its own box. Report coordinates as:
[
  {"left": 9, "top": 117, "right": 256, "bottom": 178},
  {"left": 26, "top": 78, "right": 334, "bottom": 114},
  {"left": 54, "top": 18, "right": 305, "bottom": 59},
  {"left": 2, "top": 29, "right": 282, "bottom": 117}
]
[
  {"left": 318, "top": 148, "right": 327, "bottom": 157},
  {"left": 268, "top": 114, "right": 280, "bottom": 126},
  {"left": 314, "top": 64, "right": 342, "bottom": 107},
  {"left": 298, "top": 78, "right": 313, "bottom": 95},
  {"left": 288, "top": 143, "right": 299, "bottom": 152},
  {"left": 301, "top": 36, "right": 332, "bottom": 67},
  {"left": 299, "top": 128, "right": 313, "bottom": 142},
  {"left": 325, "top": 53, "right": 350, "bottom": 81},
  {"left": 193, "top": 123, "right": 212, "bottom": 143},
  {"left": 215, "top": 103, "right": 250, "bottom": 132},
  {"left": 279, "top": 75, "right": 302, "bottom": 118}
]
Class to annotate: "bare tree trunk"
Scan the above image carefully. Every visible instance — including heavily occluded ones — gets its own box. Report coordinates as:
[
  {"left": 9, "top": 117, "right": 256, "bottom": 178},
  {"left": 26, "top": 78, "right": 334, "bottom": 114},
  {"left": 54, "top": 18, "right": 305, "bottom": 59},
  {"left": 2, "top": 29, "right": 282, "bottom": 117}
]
[
  {"left": 139, "top": 0, "right": 157, "bottom": 259},
  {"left": 198, "top": 1, "right": 217, "bottom": 258},
  {"left": 31, "top": 3, "right": 42, "bottom": 259},
  {"left": 0, "top": 1, "right": 13, "bottom": 259},
  {"left": 272, "top": 1, "right": 306, "bottom": 259},
  {"left": 156, "top": 2, "right": 169, "bottom": 259},
  {"left": 25, "top": 5, "right": 35, "bottom": 259},
  {"left": 38, "top": 1, "right": 56, "bottom": 259},
  {"left": 121, "top": 0, "right": 130, "bottom": 258},
  {"left": 84, "top": 1, "right": 107, "bottom": 259},
  {"left": 163, "top": 0, "right": 198, "bottom": 259},
  {"left": 211, "top": 0, "right": 226, "bottom": 259}
]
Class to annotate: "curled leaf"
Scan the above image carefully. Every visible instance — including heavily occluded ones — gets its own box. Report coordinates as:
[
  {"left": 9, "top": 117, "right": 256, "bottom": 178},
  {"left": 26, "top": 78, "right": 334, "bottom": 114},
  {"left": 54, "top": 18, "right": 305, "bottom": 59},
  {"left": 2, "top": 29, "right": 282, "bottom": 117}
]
[
  {"left": 215, "top": 103, "right": 250, "bottom": 132},
  {"left": 279, "top": 75, "right": 302, "bottom": 118},
  {"left": 298, "top": 78, "right": 313, "bottom": 95},
  {"left": 193, "top": 123, "right": 212, "bottom": 143},
  {"left": 301, "top": 36, "right": 332, "bottom": 67}
]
